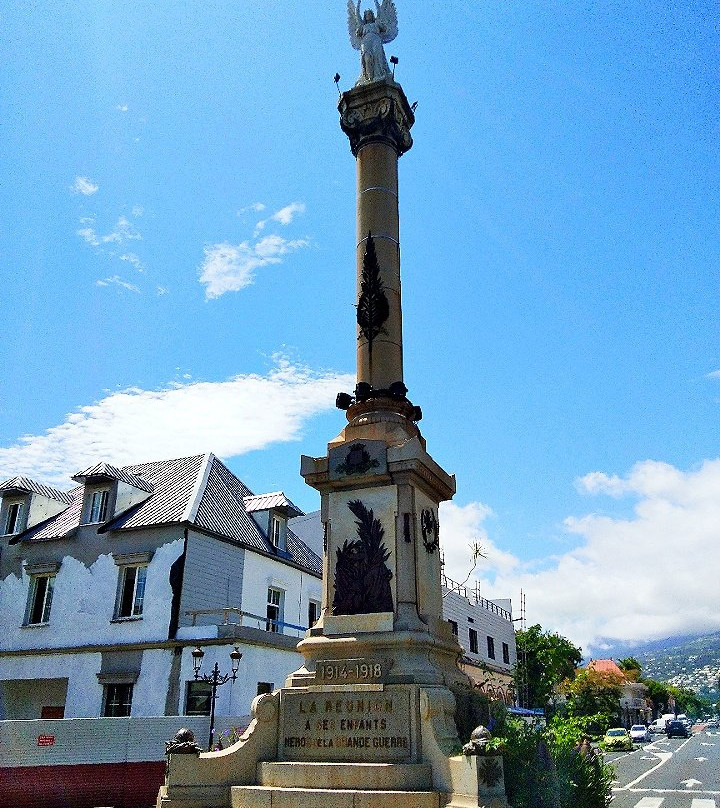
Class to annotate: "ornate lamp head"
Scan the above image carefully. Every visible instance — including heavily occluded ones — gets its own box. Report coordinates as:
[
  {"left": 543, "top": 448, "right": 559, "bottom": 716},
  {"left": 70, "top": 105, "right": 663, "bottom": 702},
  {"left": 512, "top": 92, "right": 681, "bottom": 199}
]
[{"left": 191, "top": 647, "right": 204, "bottom": 677}]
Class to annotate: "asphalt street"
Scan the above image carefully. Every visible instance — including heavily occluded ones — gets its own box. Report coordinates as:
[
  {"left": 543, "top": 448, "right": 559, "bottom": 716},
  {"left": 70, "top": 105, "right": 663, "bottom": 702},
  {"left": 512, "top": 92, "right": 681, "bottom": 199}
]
[{"left": 606, "top": 726, "right": 720, "bottom": 808}]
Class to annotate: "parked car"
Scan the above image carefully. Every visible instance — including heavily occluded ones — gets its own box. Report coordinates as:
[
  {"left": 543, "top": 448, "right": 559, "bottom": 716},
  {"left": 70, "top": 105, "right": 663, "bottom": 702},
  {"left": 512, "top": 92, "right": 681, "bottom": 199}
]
[
  {"left": 706, "top": 719, "right": 718, "bottom": 729},
  {"left": 666, "top": 720, "right": 690, "bottom": 738},
  {"left": 603, "top": 727, "right": 634, "bottom": 751},
  {"left": 629, "top": 724, "right": 650, "bottom": 742}
]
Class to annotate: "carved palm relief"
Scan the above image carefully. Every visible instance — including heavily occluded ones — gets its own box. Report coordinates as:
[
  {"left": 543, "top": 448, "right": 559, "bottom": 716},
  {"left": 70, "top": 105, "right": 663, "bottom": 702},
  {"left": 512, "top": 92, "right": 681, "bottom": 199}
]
[{"left": 332, "top": 499, "right": 394, "bottom": 615}]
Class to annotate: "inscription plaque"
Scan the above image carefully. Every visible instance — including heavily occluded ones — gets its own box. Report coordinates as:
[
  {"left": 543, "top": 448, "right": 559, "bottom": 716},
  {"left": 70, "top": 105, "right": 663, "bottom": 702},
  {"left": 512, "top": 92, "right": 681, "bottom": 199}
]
[{"left": 280, "top": 689, "right": 411, "bottom": 762}]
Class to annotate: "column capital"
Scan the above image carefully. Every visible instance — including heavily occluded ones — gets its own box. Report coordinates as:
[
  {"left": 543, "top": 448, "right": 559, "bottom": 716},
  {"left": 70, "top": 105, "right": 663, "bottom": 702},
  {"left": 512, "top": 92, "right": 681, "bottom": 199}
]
[{"left": 339, "top": 80, "right": 415, "bottom": 157}]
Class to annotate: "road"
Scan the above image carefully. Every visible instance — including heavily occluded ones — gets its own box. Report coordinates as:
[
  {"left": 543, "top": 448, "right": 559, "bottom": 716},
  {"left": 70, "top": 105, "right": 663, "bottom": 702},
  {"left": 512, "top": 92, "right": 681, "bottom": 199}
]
[{"left": 606, "top": 725, "right": 720, "bottom": 808}]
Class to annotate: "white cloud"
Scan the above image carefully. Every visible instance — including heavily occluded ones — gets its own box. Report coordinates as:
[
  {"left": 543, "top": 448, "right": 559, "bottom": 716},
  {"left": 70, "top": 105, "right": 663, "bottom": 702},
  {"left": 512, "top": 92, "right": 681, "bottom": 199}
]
[
  {"left": 156, "top": 286, "right": 169, "bottom": 296},
  {"left": 199, "top": 236, "right": 309, "bottom": 300},
  {"left": 117, "top": 104, "right": 129, "bottom": 112},
  {"left": 440, "top": 501, "right": 520, "bottom": 585},
  {"left": 96, "top": 275, "right": 141, "bottom": 293},
  {"left": 254, "top": 202, "right": 305, "bottom": 235},
  {"left": 78, "top": 215, "right": 142, "bottom": 248},
  {"left": 0, "top": 357, "right": 354, "bottom": 488},
  {"left": 238, "top": 202, "right": 266, "bottom": 216},
  {"left": 119, "top": 253, "right": 145, "bottom": 272},
  {"left": 468, "top": 459, "right": 720, "bottom": 655},
  {"left": 271, "top": 202, "right": 306, "bottom": 226},
  {"left": 71, "top": 176, "right": 99, "bottom": 196}
]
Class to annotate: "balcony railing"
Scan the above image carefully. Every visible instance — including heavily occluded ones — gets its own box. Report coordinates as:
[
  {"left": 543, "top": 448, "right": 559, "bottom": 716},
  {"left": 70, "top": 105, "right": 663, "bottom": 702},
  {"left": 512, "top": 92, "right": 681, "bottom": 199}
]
[
  {"left": 185, "top": 608, "right": 307, "bottom": 638},
  {"left": 441, "top": 573, "right": 512, "bottom": 621}
]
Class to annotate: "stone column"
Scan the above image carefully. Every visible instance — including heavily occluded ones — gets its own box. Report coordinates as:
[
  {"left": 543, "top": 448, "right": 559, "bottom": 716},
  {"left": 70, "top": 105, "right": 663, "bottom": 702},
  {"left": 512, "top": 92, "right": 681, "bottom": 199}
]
[{"left": 339, "top": 80, "right": 414, "bottom": 395}]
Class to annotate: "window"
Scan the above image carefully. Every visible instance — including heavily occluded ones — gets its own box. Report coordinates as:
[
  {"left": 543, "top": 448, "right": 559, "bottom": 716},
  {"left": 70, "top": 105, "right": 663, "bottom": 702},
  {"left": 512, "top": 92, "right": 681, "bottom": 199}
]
[
  {"left": 469, "top": 628, "right": 478, "bottom": 654},
  {"left": 502, "top": 642, "right": 510, "bottom": 665},
  {"left": 89, "top": 489, "right": 109, "bottom": 523},
  {"left": 103, "top": 683, "right": 133, "bottom": 717},
  {"left": 185, "top": 681, "right": 211, "bottom": 716},
  {"left": 257, "top": 682, "right": 274, "bottom": 695},
  {"left": 487, "top": 636, "right": 496, "bottom": 659},
  {"left": 4, "top": 501, "right": 24, "bottom": 535},
  {"left": 25, "top": 575, "right": 55, "bottom": 625},
  {"left": 448, "top": 619, "right": 458, "bottom": 637},
  {"left": 308, "top": 599, "right": 321, "bottom": 628},
  {"left": 266, "top": 587, "right": 283, "bottom": 632},
  {"left": 115, "top": 565, "right": 147, "bottom": 618},
  {"left": 270, "top": 516, "right": 282, "bottom": 548}
]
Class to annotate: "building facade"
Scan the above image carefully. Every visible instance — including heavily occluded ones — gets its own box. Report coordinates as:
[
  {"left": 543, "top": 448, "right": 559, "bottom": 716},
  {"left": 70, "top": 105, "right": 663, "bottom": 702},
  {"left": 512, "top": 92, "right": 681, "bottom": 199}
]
[
  {"left": 0, "top": 453, "right": 322, "bottom": 724},
  {"left": 442, "top": 573, "right": 517, "bottom": 704}
]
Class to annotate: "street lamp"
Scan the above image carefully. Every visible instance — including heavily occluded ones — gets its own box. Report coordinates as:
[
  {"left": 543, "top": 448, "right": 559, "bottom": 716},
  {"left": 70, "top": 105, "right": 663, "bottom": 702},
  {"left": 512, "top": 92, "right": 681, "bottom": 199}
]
[{"left": 191, "top": 646, "right": 242, "bottom": 751}]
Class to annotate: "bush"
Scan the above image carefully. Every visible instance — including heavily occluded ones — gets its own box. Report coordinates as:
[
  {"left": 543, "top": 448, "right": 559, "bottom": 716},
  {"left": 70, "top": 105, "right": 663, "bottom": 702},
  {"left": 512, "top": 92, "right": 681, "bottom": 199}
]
[{"left": 493, "top": 716, "right": 613, "bottom": 808}]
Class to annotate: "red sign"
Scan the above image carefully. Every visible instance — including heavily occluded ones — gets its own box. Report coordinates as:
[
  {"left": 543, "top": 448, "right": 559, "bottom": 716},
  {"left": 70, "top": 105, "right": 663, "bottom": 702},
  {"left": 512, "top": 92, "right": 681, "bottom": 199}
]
[{"left": 36, "top": 735, "right": 55, "bottom": 747}]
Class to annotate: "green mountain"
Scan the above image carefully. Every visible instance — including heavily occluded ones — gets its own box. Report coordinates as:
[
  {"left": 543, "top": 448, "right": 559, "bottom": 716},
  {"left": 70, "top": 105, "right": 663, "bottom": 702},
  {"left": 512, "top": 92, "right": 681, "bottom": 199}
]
[{"left": 629, "top": 631, "right": 720, "bottom": 702}]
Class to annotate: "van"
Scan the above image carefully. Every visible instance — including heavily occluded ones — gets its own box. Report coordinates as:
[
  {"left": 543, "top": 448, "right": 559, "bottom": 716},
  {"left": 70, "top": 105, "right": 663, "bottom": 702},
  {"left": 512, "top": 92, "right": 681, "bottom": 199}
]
[{"left": 649, "top": 714, "right": 675, "bottom": 734}]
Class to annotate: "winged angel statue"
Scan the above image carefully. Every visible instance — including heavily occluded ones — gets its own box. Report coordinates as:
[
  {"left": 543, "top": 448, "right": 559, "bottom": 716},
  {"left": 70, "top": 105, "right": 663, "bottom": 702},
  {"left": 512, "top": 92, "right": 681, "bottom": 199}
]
[{"left": 347, "top": 0, "right": 398, "bottom": 85}]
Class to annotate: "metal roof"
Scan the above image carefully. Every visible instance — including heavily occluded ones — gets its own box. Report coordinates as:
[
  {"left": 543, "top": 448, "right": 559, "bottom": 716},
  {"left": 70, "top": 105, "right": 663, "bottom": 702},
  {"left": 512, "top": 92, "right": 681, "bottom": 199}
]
[
  {"left": 0, "top": 476, "right": 73, "bottom": 504},
  {"left": 71, "top": 462, "right": 154, "bottom": 493},
  {"left": 14, "top": 454, "right": 321, "bottom": 575},
  {"left": 242, "top": 491, "right": 304, "bottom": 517}
]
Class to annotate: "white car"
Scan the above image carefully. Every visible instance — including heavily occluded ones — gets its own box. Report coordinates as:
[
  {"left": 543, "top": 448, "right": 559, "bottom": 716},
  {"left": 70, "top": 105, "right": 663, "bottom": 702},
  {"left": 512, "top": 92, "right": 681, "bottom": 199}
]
[{"left": 630, "top": 724, "right": 650, "bottom": 742}]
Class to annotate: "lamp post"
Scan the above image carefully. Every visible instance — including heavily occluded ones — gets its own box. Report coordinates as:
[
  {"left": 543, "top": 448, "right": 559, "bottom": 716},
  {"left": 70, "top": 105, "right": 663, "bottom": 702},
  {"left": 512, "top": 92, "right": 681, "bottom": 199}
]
[{"left": 191, "top": 645, "right": 242, "bottom": 751}]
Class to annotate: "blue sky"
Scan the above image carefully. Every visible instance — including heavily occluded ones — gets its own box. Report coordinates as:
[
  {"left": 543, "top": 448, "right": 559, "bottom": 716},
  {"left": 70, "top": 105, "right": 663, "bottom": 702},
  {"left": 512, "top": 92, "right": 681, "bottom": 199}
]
[{"left": 2, "top": 1, "right": 719, "bottom": 655}]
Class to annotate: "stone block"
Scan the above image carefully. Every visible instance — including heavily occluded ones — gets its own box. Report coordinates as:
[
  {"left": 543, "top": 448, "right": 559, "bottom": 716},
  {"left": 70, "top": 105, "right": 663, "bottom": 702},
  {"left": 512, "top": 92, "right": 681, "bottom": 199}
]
[
  {"left": 353, "top": 791, "right": 439, "bottom": 808},
  {"left": 256, "top": 761, "right": 432, "bottom": 790}
]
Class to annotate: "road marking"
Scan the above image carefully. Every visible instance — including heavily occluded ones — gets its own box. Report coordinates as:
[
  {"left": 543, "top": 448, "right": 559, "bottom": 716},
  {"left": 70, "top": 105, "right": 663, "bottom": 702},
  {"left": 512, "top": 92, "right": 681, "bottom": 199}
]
[
  {"left": 690, "top": 800, "right": 716, "bottom": 807},
  {"left": 634, "top": 798, "right": 663, "bottom": 807},
  {"left": 620, "top": 750, "right": 673, "bottom": 790},
  {"left": 682, "top": 779, "right": 704, "bottom": 789}
]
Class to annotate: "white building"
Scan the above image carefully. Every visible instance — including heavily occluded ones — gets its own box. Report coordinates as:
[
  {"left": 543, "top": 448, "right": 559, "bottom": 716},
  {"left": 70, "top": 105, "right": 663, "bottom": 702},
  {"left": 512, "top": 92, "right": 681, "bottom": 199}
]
[
  {"left": 0, "top": 453, "right": 322, "bottom": 724},
  {"left": 442, "top": 573, "right": 517, "bottom": 704}
]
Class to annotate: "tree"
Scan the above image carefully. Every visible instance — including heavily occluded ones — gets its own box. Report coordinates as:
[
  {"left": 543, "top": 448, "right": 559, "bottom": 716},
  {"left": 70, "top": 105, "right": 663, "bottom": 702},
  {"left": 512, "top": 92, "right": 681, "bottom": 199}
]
[
  {"left": 559, "top": 669, "right": 624, "bottom": 728},
  {"left": 617, "top": 657, "right": 642, "bottom": 681},
  {"left": 515, "top": 625, "right": 582, "bottom": 711}
]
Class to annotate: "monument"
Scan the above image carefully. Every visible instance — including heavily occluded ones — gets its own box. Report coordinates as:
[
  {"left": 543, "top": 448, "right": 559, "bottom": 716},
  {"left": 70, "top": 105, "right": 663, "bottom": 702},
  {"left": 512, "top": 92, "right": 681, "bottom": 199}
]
[{"left": 158, "top": 3, "right": 508, "bottom": 807}]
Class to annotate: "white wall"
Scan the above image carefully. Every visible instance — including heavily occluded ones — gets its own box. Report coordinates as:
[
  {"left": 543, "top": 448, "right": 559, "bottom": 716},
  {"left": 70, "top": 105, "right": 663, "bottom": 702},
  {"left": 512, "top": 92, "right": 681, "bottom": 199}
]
[
  {"left": 0, "top": 537, "right": 183, "bottom": 652},
  {"left": 175, "top": 642, "right": 302, "bottom": 718},
  {"left": 442, "top": 588, "right": 516, "bottom": 672},
  {"left": 240, "top": 550, "right": 321, "bottom": 633}
]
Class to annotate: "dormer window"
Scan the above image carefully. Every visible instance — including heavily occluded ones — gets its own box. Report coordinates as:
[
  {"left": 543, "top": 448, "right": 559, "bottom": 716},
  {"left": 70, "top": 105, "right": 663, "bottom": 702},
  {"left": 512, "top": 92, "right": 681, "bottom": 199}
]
[
  {"left": 72, "top": 463, "right": 153, "bottom": 527},
  {"left": 4, "top": 501, "right": 24, "bottom": 535},
  {"left": 89, "top": 490, "right": 109, "bottom": 523},
  {"left": 270, "top": 516, "right": 282, "bottom": 549},
  {"left": 243, "top": 491, "right": 304, "bottom": 555}
]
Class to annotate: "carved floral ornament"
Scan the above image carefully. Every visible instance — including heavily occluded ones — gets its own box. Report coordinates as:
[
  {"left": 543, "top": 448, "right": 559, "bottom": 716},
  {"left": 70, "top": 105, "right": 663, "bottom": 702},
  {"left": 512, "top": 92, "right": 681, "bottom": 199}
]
[
  {"left": 337, "top": 442, "right": 380, "bottom": 475},
  {"left": 340, "top": 97, "right": 413, "bottom": 156}
]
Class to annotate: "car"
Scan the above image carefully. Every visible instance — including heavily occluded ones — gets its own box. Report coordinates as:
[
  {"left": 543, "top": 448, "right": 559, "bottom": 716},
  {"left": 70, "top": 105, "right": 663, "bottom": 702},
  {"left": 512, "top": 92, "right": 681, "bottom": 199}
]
[
  {"left": 603, "top": 727, "right": 634, "bottom": 751},
  {"left": 629, "top": 724, "right": 650, "bottom": 742},
  {"left": 706, "top": 719, "right": 718, "bottom": 729},
  {"left": 666, "top": 720, "right": 690, "bottom": 738}
]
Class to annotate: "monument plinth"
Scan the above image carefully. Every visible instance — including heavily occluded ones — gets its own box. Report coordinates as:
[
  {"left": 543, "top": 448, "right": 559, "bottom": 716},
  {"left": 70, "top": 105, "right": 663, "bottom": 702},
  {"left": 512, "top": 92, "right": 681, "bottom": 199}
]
[{"left": 158, "top": 4, "right": 508, "bottom": 806}]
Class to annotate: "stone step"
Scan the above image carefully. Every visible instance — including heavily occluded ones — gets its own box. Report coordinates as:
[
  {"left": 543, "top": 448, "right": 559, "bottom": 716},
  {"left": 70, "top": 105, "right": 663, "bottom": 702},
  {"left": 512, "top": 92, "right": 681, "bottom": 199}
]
[
  {"left": 231, "top": 785, "right": 440, "bottom": 808},
  {"left": 256, "top": 761, "right": 433, "bottom": 790}
]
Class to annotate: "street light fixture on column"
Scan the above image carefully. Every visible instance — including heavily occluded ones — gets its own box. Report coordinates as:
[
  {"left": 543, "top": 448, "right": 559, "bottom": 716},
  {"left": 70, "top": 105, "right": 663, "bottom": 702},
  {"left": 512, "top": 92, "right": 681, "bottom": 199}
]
[{"left": 191, "top": 646, "right": 242, "bottom": 751}]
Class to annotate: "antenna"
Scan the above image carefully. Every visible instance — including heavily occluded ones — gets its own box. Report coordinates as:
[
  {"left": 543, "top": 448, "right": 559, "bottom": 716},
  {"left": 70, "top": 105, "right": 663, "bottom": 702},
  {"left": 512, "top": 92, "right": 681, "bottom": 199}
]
[{"left": 514, "top": 589, "right": 529, "bottom": 708}]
